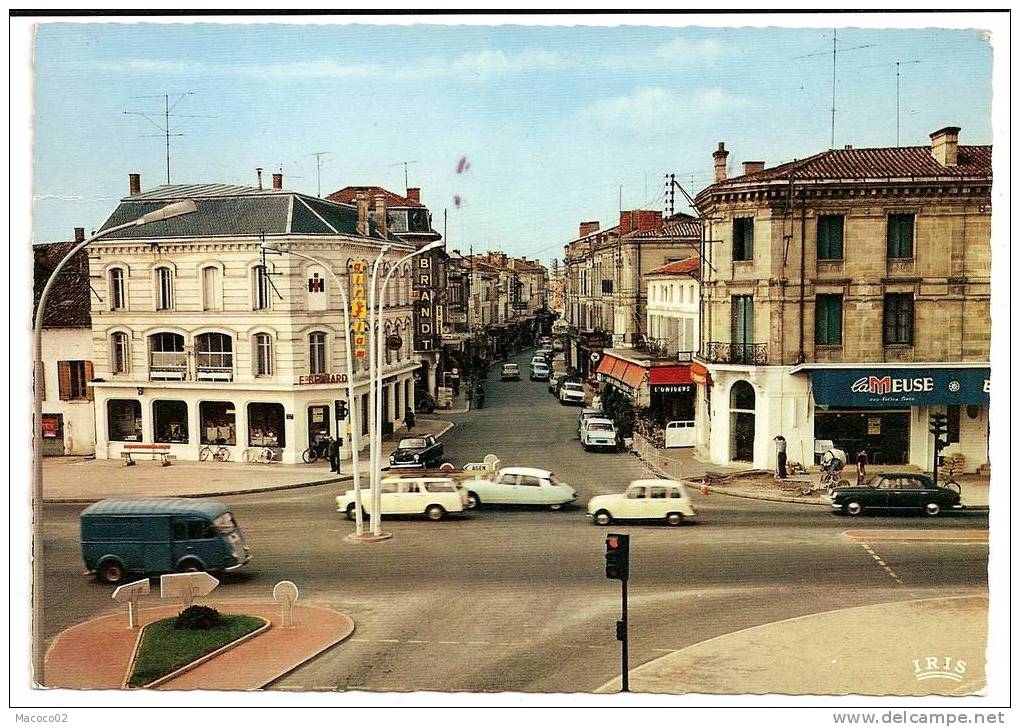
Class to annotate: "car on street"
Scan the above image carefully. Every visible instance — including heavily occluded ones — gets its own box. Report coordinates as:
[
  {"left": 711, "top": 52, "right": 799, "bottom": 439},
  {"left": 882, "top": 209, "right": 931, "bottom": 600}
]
[
  {"left": 538, "top": 336, "right": 552, "bottom": 348},
  {"left": 577, "top": 407, "right": 604, "bottom": 438},
  {"left": 548, "top": 371, "right": 567, "bottom": 393},
  {"left": 389, "top": 434, "right": 444, "bottom": 469},
  {"left": 501, "top": 363, "right": 520, "bottom": 381},
  {"left": 587, "top": 480, "right": 697, "bottom": 526},
  {"left": 336, "top": 477, "right": 466, "bottom": 521},
  {"left": 829, "top": 472, "right": 963, "bottom": 516},
  {"left": 530, "top": 361, "right": 550, "bottom": 381},
  {"left": 461, "top": 467, "right": 577, "bottom": 510},
  {"left": 580, "top": 417, "right": 619, "bottom": 451},
  {"left": 559, "top": 381, "right": 585, "bottom": 405},
  {"left": 552, "top": 339, "right": 564, "bottom": 352}
]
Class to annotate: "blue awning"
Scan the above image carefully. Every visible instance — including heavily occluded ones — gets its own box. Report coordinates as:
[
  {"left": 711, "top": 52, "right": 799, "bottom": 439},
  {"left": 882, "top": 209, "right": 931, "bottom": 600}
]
[{"left": 810, "top": 367, "right": 990, "bottom": 408}]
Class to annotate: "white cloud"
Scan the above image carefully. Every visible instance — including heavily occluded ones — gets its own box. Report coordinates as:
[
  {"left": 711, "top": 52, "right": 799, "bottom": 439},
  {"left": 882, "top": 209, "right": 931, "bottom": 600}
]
[
  {"left": 654, "top": 37, "right": 722, "bottom": 63},
  {"left": 583, "top": 86, "right": 745, "bottom": 133},
  {"left": 234, "top": 59, "right": 380, "bottom": 80},
  {"left": 447, "top": 49, "right": 560, "bottom": 79}
]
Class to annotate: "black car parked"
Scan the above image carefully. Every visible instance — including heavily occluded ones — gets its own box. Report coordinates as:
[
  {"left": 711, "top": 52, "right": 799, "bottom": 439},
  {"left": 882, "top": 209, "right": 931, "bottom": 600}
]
[{"left": 830, "top": 473, "right": 963, "bottom": 517}]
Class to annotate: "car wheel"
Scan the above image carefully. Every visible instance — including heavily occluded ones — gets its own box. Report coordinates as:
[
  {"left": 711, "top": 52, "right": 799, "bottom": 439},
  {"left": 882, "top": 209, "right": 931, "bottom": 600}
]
[
  {"left": 845, "top": 501, "right": 864, "bottom": 516},
  {"left": 548, "top": 503, "right": 564, "bottom": 511},
  {"left": 924, "top": 502, "right": 941, "bottom": 517},
  {"left": 346, "top": 503, "right": 357, "bottom": 521},
  {"left": 666, "top": 512, "right": 684, "bottom": 526},
  {"left": 466, "top": 492, "right": 481, "bottom": 509},
  {"left": 582, "top": 443, "right": 590, "bottom": 452},
  {"left": 97, "top": 560, "right": 125, "bottom": 585},
  {"left": 177, "top": 559, "right": 204, "bottom": 574},
  {"left": 594, "top": 510, "right": 612, "bottom": 526},
  {"left": 426, "top": 505, "right": 445, "bottom": 521}
]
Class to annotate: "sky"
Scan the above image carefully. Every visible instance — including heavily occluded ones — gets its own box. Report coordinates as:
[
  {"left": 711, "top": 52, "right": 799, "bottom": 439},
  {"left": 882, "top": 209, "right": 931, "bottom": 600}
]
[{"left": 29, "top": 19, "right": 994, "bottom": 267}]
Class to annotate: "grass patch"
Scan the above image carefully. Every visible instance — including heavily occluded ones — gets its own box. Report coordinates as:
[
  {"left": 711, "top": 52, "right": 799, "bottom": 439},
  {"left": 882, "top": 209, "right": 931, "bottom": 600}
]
[{"left": 128, "top": 615, "right": 265, "bottom": 688}]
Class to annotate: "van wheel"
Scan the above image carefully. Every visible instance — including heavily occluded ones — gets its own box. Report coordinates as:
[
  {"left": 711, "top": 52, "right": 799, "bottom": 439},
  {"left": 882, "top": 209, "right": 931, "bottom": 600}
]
[
  {"left": 97, "top": 560, "right": 125, "bottom": 584},
  {"left": 346, "top": 503, "right": 357, "bottom": 521},
  {"left": 177, "top": 559, "right": 204, "bottom": 573},
  {"left": 666, "top": 512, "right": 684, "bottom": 527},
  {"left": 426, "top": 505, "right": 445, "bottom": 521},
  {"left": 594, "top": 510, "right": 612, "bottom": 526}
]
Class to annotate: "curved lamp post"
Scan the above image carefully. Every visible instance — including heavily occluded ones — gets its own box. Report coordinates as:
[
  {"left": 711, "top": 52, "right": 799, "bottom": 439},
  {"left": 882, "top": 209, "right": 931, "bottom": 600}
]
[{"left": 32, "top": 199, "right": 198, "bottom": 685}]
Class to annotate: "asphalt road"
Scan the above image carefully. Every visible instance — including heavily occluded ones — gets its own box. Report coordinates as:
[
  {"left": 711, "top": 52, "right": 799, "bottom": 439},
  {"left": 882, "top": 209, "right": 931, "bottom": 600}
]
[{"left": 40, "top": 348, "right": 989, "bottom": 693}]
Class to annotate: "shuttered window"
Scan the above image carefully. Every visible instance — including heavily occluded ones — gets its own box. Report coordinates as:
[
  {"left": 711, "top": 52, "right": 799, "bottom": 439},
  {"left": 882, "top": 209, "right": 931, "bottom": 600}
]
[
  {"left": 817, "top": 215, "right": 845, "bottom": 260},
  {"left": 58, "top": 360, "right": 93, "bottom": 401},
  {"left": 883, "top": 294, "right": 914, "bottom": 345},
  {"left": 815, "top": 294, "right": 843, "bottom": 345},
  {"left": 887, "top": 214, "right": 915, "bottom": 259},
  {"left": 733, "top": 218, "right": 754, "bottom": 261}
]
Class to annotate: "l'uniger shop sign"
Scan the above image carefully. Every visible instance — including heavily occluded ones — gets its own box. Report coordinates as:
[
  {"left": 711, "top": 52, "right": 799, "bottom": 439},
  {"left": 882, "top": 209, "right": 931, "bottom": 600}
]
[{"left": 811, "top": 367, "right": 990, "bottom": 407}]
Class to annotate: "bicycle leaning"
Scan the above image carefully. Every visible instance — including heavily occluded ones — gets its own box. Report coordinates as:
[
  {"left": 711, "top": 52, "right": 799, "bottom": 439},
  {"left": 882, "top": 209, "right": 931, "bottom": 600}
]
[
  {"left": 198, "top": 443, "right": 232, "bottom": 462},
  {"left": 302, "top": 438, "right": 331, "bottom": 464},
  {"left": 243, "top": 446, "right": 275, "bottom": 464}
]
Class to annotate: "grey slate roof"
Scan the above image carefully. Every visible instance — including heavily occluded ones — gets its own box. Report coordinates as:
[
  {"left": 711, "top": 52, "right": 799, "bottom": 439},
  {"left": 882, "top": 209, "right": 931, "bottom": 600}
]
[
  {"left": 33, "top": 240, "right": 92, "bottom": 328},
  {"left": 96, "top": 184, "right": 396, "bottom": 241}
]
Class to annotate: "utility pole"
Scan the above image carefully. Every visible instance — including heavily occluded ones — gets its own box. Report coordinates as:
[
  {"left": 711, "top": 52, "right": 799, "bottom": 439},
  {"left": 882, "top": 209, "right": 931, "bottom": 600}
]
[{"left": 124, "top": 92, "right": 208, "bottom": 184}]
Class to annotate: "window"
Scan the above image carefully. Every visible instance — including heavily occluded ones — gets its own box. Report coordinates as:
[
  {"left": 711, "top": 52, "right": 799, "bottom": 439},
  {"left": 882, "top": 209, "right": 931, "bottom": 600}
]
[
  {"left": 733, "top": 217, "right": 754, "bottom": 261},
  {"left": 883, "top": 294, "right": 914, "bottom": 345},
  {"left": 111, "top": 332, "right": 130, "bottom": 374},
  {"left": 187, "top": 521, "right": 216, "bottom": 540},
  {"left": 601, "top": 279, "right": 614, "bottom": 294},
  {"left": 153, "top": 400, "right": 189, "bottom": 443},
  {"left": 200, "top": 401, "right": 236, "bottom": 445},
  {"left": 201, "top": 266, "right": 220, "bottom": 311},
  {"left": 195, "top": 333, "right": 234, "bottom": 380},
  {"left": 57, "top": 360, "right": 92, "bottom": 401},
  {"left": 817, "top": 215, "right": 845, "bottom": 260},
  {"left": 109, "top": 268, "right": 126, "bottom": 310},
  {"left": 107, "top": 399, "right": 142, "bottom": 441},
  {"left": 155, "top": 267, "right": 174, "bottom": 310},
  {"left": 887, "top": 213, "right": 915, "bottom": 259},
  {"left": 947, "top": 405, "right": 961, "bottom": 444},
  {"left": 149, "top": 332, "right": 186, "bottom": 378},
  {"left": 308, "top": 332, "right": 327, "bottom": 374},
  {"left": 519, "top": 475, "right": 542, "bottom": 487},
  {"left": 815, "top": 294, "right": 843, "bottom": 346},
  {"left": 248, "top": 402, "right": 285, "bottom": 447},
  {"left": 254, "top": 333, "right": 274, "bottom": 377},
  {"left": 626, "top": 487, "right": 647, "bottom": 499},
  {"left": 253, "top": 265, "right": 271, "bottom": 310},
  {"left": 650, "top": 486, "right": 668, "bottom": 499}
]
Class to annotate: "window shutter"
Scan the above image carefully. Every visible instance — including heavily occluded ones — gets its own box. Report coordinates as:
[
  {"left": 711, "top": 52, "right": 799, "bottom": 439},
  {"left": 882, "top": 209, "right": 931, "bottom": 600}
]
[
  {"left": 57, "top": 361, "right": 71, "bottom": 401},
  {"left": 84, "top": 361, "right": 95, "bottom": 401}
]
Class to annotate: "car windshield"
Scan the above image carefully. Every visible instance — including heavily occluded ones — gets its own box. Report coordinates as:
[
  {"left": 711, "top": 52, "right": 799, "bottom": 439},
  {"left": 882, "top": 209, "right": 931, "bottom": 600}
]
[
  {"left": 589, "top": 422, "right": 614, "bottom": 432},
  {"left": 503, "top": 365, "right": 518, "bottom": 371},
  {"left": 563, "top": 383, "right": 583, "bottom": 391},
  {"left": 213, "top": 512, "right": 237, "bottom": 533},
  {"left": 399, "top": 438, "right": 427, "bottom": 449}
]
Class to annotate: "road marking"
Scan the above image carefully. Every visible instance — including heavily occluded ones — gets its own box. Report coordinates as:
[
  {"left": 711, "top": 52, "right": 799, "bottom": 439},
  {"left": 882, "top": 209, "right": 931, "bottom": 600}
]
[
  {"left": 859, "top": 542, "right": 903, "bottom": 585},
  {"left": 405, "top": 640, "right": 428, "bottom": 644},
  {"left": 436, "top": 641, "right": 461, "bottom": 645}
]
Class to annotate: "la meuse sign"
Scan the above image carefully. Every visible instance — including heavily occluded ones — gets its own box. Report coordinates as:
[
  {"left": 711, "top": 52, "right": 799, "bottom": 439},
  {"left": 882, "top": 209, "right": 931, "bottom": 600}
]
[{"left": 811, "top": 367, "right": 990, "bottom": 408}]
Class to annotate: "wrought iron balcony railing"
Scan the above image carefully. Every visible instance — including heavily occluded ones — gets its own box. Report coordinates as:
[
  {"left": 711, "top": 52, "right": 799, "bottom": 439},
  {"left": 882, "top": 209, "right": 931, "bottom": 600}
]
[
  {"left": 635, "top": 336, "right": 670, "bottom": 358},
  {"left": 705, "top": 341, "right": 768, "bottom": 365}
]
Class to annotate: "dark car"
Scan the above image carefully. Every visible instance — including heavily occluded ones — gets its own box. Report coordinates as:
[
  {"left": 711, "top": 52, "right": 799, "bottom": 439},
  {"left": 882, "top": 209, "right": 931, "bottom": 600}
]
[
  {"left": 830, "top": 473, "right": 963, "bottom": 517},
  {"left": 389, "top": 435, "right": 444, "bottom": 469}
]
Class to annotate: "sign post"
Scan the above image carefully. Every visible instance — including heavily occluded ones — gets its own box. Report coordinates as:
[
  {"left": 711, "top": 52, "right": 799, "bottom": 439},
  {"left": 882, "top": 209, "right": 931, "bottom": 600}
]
[
  {"left": 159, "top": 572, "right": 219, "bottom": 611},
  {"left": 112, "top": 578, "right": 150, "bottom": 629},
  {"left": 273, "top": 581, "right": 300, "bottom": 627}
]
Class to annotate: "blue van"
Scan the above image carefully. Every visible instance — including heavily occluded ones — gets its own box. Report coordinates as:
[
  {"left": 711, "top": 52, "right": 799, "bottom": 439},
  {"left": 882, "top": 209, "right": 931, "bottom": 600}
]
[{"left": 80, "top": 498, "right": 250, "bottom": 584}]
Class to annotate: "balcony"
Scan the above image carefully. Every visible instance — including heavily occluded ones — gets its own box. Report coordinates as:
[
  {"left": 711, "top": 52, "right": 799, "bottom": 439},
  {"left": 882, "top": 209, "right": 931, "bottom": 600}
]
[
  {"left": 635, "top": 336, "right": 670, "bottom": 358},
  {"left": 149, "top": 351, "right": 187, "bottom": 381},
  {"left": 705, "top": 341, "right": 768, "bottom": 365}
]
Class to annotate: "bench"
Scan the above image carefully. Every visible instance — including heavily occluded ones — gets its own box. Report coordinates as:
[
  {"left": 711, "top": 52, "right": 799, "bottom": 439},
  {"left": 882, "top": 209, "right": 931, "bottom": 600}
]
[{"left": 120, "top": 444, "right": 176, "bottom": 466}]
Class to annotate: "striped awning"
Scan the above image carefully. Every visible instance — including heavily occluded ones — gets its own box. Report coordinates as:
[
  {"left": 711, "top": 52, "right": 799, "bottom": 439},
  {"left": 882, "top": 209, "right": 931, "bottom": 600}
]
[{"left": 596, "top": 354, "right": 645, "bottom": 390}]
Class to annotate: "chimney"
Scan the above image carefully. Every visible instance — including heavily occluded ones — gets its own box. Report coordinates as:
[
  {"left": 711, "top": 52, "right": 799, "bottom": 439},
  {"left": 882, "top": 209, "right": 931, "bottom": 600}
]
[
  {"left": 930, "top": 126, "right": 961, "bottom": 167},
  {"left": 579, "top": 221, "right": 600, "bottom": 237},
  {"left": 355, "top": 192, "right": 370, "bottom": 236},
  {"left": 128, "top": 173, "right": 141, "bottom": 196},
  {"left": 713, "top": 142, "right": 729, "bottom": 183},
  {"left": 373, "top": 193, "right": 388, "bottom": 239},
  {"left": 256, "top": 167, "right": 264, "bottom": 190},
  {"left": 406, "top": 187, "right": 421, "bottom": 204},
  {"left": 272, "top": 172, "right": 283, "bottom": 190},
  {"left": 742, "top": 161, "right": 765, "bottom": 176},
  {"left": 74, "top": 227, "right": 85, "bottom": 243}
]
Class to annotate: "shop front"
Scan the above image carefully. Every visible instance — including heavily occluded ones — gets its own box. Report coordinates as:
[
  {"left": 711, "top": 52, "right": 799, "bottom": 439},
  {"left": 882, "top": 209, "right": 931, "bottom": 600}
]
[{"left": 595, "top": 352, "right": 697, "bottom": 446}]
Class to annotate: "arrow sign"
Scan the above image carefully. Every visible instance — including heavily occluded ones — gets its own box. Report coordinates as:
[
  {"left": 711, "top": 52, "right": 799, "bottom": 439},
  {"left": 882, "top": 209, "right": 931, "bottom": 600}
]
[
  {"left": 160, "top": 572, "right": 219, "bottom": 610},
  {"left": 112, "top": 578, "right": 150, "bottom": 629}
]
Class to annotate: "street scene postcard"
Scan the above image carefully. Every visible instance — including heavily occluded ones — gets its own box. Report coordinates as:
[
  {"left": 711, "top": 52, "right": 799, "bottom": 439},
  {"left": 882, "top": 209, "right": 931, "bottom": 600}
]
[{"left": 9, "top": 9, "right": 1011, "bottom": 720}]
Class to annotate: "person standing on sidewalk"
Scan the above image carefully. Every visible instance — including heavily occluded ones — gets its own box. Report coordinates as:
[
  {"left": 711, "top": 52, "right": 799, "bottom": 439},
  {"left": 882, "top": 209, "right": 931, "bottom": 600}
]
[
  {"left": 856, "top": 446, "right": 869, "bottom": 486},
  {"left": 403, "top": 407, "right": 416, "bottom": 432},
  {"left": 774, "top": 435, "right": 788, "bottom": 479},
  {"left": 328, "top": 436, "right": 341, "bottom": 474}
]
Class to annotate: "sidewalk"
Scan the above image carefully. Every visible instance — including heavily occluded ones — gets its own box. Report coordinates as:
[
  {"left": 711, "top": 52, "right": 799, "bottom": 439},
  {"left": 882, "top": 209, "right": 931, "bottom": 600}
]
[
  {"left": 597, "top": 595, "right": 987, "bottom": 696},
  {"left": 44, "top": 601, "right": 354, "bottom": 690},
  {"left": 43, "top": 417, "right": 454, "bottom": 503}
]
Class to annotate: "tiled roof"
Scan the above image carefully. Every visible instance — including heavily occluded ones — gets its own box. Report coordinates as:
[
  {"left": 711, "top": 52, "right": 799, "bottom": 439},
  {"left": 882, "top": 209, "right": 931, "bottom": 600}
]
[
  {"left": 33, "top": 240, "right": 92, "bottom": 328},
  {"left": 327, "top": 186, "right": 424, "bottom": 208},
  {"left": 712, "top": 145, "right": 992, "bottom": 188},
  {"left": 629, "top": 212, "right": 702, "bottom": 239},
  {"left": 646, "top": 257, "right": 700, "bottom": 277}
]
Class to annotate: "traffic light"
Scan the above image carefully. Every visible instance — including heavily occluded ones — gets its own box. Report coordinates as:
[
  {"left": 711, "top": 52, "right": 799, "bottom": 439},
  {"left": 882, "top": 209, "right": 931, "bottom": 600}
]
[
  {"left": 335, "top": 399, "right": 348, "bottom": 421},
  {"left": 929, "top": 412, "right": 948, "bottom": 450},
  {"left": 605, "top": 533, "right": 630, "bottom": 581}
]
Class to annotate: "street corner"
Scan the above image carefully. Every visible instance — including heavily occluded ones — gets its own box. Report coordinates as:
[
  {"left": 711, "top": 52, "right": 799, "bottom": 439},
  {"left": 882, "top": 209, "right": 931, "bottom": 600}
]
[{"left": 599, "top": 595, "right": 988, "bottom": 696}]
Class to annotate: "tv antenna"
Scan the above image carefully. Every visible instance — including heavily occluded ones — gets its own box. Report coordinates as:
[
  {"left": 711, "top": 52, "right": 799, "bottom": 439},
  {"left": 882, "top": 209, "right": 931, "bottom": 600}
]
[
  {"left": 124, "top": 92, "right": 212, "bottom": 184},
  {"left": 386, "top": 160, "right": 419, "bottom": 190},
  {"left": 795, "top": 30, "right": 876, "bottom": 148},
  {"left": 309, "top": 151, "right": 331, "bottom": 197},
  {"left": 858, "top": 59, "right": 922, "bottom": 146}
]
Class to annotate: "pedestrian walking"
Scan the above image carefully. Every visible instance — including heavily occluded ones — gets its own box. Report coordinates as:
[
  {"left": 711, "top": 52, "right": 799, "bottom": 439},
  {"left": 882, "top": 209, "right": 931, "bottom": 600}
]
[
  {"left": 403, "top": 407, "right": 416, "bottom": 432},
  {"left": 856, "top": 446, "right": 869, "bottom": 486},
  {"left": 773, "top": 435, "right": 788, "bottom": 479},
  {"left": 328, "top": 436, "right": 341, "bottom": 474}
]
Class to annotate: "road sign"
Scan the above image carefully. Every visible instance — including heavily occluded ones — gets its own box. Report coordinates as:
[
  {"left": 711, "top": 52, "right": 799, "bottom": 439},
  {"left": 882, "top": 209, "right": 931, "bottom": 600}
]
[
  {"left": 590, "top": 351, "right": 602, "bottom": 364},
  {"left": 112, "top": 578, "right": 150, "bottom": 629},
  {"left": 160, "top": 572, "right": 219, "bottom": 609},
  {"left": 272, "top": 580, "right": 299, "bottom": 627}
]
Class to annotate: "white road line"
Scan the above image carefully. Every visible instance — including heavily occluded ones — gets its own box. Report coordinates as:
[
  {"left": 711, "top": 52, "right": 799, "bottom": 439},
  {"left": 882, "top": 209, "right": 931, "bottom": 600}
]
[
  {"left": 405, "top": 640, "right": 428, "bottom": 644},
  {"left": 859, "top": 542, "right": 904, "bottom": 585}
]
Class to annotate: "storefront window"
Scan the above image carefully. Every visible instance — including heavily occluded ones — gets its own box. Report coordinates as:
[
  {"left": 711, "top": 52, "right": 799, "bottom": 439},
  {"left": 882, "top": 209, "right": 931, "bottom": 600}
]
[
  {"left": 153, "top": 400, "right": 189, "bottom": 443},
  {"left": 248, "top": 402, "right": 285, "bottom": 447},
  {"left": 308, "top": 405, "right": 330, "bottom": 447},
  {"left": 200, "top": 401, "right": 236, "bottom": 445},
  {"left": 107, "top": 399, "right": 142, "bottom": 442}
]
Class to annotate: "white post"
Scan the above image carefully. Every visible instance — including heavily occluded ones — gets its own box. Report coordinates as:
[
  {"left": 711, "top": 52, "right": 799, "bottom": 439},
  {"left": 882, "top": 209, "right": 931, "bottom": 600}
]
[{"left": 367, "top": 248, "right": 390, "bottom": 536}]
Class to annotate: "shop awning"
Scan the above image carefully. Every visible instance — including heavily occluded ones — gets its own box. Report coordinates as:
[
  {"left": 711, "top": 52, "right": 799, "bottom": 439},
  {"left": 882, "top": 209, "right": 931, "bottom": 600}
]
[
  {"left": 648, "top": 366, "right": 693, "bottom": 386},
  {"left": 596, "top": 354, "right": 646, "bottom": 391},
  {"left": 690, "top": 362, "right": 711, "bottom": 387},
  {"left": 808, "top": 366, "right": 990, "bottom": 407}
]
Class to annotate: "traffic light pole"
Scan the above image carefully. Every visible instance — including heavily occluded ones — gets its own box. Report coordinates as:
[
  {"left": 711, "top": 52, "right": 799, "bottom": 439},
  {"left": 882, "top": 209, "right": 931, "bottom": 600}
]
[{"left": 620, "top": 578, "right": 629, "bottom": 693}]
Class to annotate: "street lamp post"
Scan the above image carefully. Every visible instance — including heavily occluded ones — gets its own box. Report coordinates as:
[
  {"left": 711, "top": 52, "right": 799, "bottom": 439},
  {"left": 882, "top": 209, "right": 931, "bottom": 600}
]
[
  {"left": 260, "top": 245, "right": 367, "bottom": 537},
  {"left": 366, "top": 247, "right": 391, "bottom": 537},
  {"left": 32, "top": 199, "right": 198, "bottom": 685}
]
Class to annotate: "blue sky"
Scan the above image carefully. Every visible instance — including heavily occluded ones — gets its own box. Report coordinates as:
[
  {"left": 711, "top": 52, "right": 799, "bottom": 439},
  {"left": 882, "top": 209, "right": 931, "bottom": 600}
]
[{"left": 31, "top": 22, "right": 993, "bottom": 265}]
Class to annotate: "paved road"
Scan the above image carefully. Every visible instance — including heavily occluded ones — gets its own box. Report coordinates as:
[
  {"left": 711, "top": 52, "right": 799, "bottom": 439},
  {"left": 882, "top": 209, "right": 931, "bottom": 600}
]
[{"left": 40, "top": 348, "right": 989, "bottom": 692}]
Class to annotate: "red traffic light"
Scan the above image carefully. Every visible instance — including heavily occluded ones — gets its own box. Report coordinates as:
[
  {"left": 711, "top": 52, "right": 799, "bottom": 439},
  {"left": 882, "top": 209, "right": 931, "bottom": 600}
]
[{"left": 607, "top": 536, "right": 620, "bottom": 549}]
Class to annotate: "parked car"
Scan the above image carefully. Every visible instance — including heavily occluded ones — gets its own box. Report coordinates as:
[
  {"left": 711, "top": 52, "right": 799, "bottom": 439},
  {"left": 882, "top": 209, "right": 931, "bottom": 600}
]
[
  {"left": 80, "top": 498, "right": 251, "bottom": 584},
  {"left": 577, "top": 407, "right": 604, "bottom": 438},
  {"left": 538, "top": 336, "right": 552, "bottom": 348},
  {"left": 501, "top": 363, "right": 520, "bottom": 381},
  {"left": 461, "top": 467, "right": 577, "bottom": 510},
  {"left": 587, "top": 480, "right": 696, "bottom": 526},
  {"left": 580, "top": 417, "right": 619, "bottom": 451},
  {"left": 415, "top": 390, "right": 436, "bottom": 414},
  {"left": 829, "top": 473, "right": 963, "bottom": 517},
  {"left": 389, "top": 434, "right": 444, "bottom": 469},
  {"left": 548, "top": 371, "right": 567, "bottom": 394},
  {"left": 336, "top": 477, "right": 465, "bottom": 521},
  {"left": 530, "top": 361, "right": 550, "bottom": 381},
  {"left": 552, "top": 339, "right": 564, "bottom": 352},
  {"left": 559, "top": 381, "right": 586, "bottom": 405}
]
